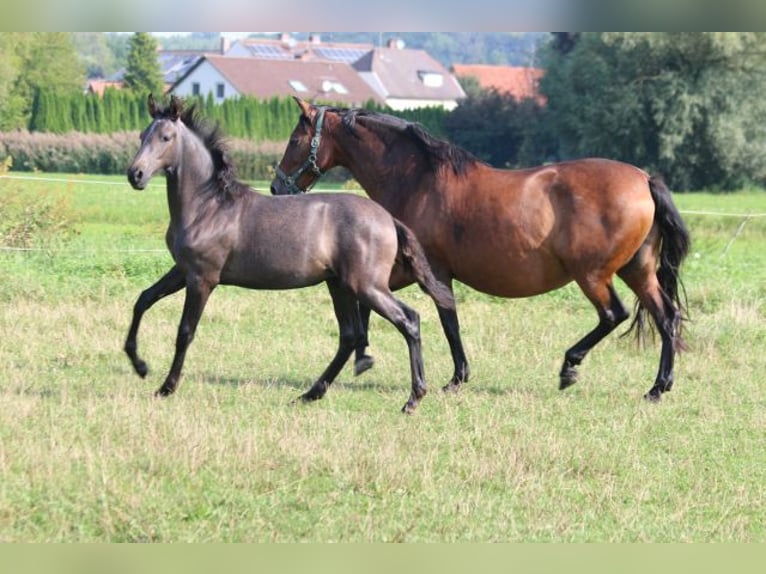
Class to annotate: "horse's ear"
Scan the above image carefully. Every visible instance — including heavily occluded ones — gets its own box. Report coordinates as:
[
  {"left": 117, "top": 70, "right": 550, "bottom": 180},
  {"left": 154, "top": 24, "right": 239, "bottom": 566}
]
[
  {"left": 168, "top": 95, "right": 184, "bottom": 120},
  {"left": 293, "top": 96, "right": 315, "bottom": 120},
  {"left": 147, "top": 93, "right": 158, "bottom": 118}
]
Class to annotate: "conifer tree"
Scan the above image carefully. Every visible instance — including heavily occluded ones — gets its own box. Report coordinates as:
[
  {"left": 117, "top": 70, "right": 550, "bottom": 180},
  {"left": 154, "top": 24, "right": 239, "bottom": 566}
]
[{"left": 123, "top": 33, "right": 164, "bottom": 98}]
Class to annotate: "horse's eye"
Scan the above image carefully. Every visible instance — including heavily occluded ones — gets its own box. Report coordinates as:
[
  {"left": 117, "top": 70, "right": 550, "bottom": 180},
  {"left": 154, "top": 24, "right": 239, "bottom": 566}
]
[{"left": 162, "top": 134, "right": 172, "bottom": 142}]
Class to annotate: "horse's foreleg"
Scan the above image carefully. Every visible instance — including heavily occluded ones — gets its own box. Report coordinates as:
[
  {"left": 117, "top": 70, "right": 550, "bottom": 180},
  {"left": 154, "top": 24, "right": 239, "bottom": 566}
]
[
  {"left": 560, "top": 282, "right": 628, "bottom": 390},
  {"left": 301, "top": 281, "right": 359, "bottom": 403},
  {"left": 156, "top": 276, "right": 214, "bottom": 397},
  {"left": 353, "top": 302, "right": 375, "bottom": 376},
  {"left": 124, "top": 266, "right": 185, "bottom": 378}
]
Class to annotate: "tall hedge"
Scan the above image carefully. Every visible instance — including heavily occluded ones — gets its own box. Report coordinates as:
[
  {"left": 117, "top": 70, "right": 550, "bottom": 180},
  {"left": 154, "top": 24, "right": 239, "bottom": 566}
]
[
  {"left": 14, "top": 90, "right": 452, "bottom": 180},
  {"left": 26, "top": 90, "right": 449, "bottom": 143}
]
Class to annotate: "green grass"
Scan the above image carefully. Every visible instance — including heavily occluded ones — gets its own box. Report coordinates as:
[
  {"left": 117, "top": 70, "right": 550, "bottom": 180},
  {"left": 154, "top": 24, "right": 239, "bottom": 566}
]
[{"left": 0, "top": 173, "right": 765, "bottom": 541}]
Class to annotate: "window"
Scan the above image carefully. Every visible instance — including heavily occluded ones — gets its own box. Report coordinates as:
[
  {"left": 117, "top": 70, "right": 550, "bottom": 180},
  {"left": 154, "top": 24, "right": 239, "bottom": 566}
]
[
  {"left": 418, "top": 71, "right": 444, "bottom": 88},
  {"left": 330, "top": 82, "right": 348, "bottom": 94},
  {"left": 192, "top": 82, "right": 200, "bottom": 96},
  {"left": 289, "top": 80, "right": 308, "bottom": 92},
  {"left": 319, "top": 80, "right": 348, "bottom": 94},
  {"left": 216, "top": 83, "right": 225, "bottom": 98}
]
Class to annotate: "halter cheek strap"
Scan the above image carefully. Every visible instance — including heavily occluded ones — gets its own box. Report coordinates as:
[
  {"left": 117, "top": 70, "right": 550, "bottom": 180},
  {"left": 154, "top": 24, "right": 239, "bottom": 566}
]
[{"left": 275, "top": 107, "right": 326, "bottom": 195}]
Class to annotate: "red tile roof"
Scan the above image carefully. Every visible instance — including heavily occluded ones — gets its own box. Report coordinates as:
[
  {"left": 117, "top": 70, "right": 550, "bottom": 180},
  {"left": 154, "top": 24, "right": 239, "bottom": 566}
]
[
  {"left": 189, "top": 56, "right": 385, "bottom": 107},
  {"left": 452, "top": 64, "right": 545, "bottom": 103}
]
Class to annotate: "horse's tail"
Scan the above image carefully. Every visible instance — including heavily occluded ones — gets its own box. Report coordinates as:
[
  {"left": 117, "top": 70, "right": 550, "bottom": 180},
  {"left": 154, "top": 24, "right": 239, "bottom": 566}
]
[
  {"left": 394, "top": 220, "right": 456, "bottom": 311},
  {"left": 629, "top": 176, "right": 691, "bottom": 350}
]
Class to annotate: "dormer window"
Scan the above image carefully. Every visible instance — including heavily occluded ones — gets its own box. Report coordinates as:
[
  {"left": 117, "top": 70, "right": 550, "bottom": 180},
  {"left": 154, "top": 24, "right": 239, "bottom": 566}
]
[
  {"left": 418, "top": 71, "right": 443, "bottom": 88},
  {"left": 289, "top": 80, "right": 308, "bottom": 92},
  {"left": 320, "top": 80, "right": 348, "bottom": 95}
]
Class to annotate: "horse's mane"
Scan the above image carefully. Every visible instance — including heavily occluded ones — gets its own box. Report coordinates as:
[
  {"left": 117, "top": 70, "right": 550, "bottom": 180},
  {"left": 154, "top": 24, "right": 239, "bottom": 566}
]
[
  {"left": 154, "top": 99, "right": 248, "bottom": 200},
  {"left": 340, "top": 108, "right": 485, "bottom": 177}
]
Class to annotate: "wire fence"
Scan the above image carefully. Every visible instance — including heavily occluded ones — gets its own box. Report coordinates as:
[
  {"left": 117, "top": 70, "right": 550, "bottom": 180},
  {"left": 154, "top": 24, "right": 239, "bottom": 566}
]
[{"left": 2, "top": 173, "right": 765, "bottom": 258}]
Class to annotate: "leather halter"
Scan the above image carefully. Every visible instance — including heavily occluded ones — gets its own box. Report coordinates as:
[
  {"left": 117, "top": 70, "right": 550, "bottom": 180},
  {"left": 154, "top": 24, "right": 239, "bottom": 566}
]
[{"left": 274, "top": 107, "right": 326, "bottom": 194}]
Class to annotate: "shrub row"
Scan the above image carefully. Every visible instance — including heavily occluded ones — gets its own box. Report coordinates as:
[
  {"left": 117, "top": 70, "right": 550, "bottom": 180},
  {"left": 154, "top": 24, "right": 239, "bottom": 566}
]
[{"left": 0, "top": 130, "right": 348, "bottom": 183}]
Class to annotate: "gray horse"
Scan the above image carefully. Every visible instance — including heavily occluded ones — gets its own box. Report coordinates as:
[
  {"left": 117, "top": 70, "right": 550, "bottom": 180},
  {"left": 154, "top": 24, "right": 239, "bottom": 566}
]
[{"left": 124, "top": 95, "right": 454, "bottom": 413}]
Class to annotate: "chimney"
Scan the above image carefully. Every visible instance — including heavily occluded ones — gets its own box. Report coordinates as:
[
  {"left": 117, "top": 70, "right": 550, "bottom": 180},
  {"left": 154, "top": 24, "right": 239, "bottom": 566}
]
[
  {"left": 220, "top": 36, "right": 231, "bottom": 54},
  {"left": 386, "top": 38, "right": 405, "bottom": 50},
  {"left": 309, "top": 34, "right": 321, "bottom": 44}
]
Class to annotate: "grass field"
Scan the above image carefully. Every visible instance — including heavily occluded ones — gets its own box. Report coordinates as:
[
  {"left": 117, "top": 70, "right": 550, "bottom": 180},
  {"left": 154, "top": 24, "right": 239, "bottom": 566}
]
[{"left": 0, "top": 173, "right": 764, "bottom": 542}]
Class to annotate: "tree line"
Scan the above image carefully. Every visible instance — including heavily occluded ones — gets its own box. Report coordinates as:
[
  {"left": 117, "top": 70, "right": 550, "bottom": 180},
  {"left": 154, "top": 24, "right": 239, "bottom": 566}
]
[{"left": 3, "top": 32, "right": 766, "bottom": 190}]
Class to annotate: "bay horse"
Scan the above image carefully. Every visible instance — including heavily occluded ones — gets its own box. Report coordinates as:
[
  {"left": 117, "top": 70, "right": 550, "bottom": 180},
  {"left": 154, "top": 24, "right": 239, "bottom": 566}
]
[
  {"left": 271, "top": 97, "right": 691, "bottom": 401},
  {"left": 124, "top": 94, "right": 455, "bottom": 413}
]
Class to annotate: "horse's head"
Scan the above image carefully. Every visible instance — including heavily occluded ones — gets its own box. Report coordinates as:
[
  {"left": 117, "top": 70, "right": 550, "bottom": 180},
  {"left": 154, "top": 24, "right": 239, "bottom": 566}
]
[
  {"left": 271, "top": 97, "right": 332, "bottom": 195},
  {"left": 127, "top": 94, "right": 185, "bottom": 190}
]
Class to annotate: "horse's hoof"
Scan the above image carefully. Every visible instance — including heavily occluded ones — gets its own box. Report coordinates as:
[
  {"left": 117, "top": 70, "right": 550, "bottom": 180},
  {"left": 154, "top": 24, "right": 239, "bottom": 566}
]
[
  {"left": 354, "top": 355, "right": 375, "bottom": 376},
  {"left": 559, "top": 377, "right": 577, "bottom": 391},
  {"left": 559, "top": 367, "right": 578, "bottom": 390},
  {"left": 401, "top": 401, "right": 418, "bottom": 414},
  {"left": 442, "top": 381, "right": 461, "bottom": 394},
  {"left": 135, "top": 361, "right": 148, "bottom": 378},
  {"left": 643, "top": 389, "right": 662, "bottom": 403},
  {"left": 290, "top": 394, "right": 314, "bottom": 406},
  {"left": 300, "top": 384, "right": 326, "bottom": 403},
  {"left": 154, "top": 386, "right": 173, "bottom": 398}
]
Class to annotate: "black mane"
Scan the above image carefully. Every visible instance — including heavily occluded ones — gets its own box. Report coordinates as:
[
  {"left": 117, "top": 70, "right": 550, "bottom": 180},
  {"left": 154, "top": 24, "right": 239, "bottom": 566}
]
[
  {"left": 155, "top": 99, "right": 248, "bottom": 199},
  {"left": 340, "top": 108, "right": 484, "bottom": 177}
]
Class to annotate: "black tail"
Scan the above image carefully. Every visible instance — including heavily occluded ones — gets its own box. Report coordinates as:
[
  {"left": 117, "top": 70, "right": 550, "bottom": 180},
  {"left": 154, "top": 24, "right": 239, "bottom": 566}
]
[
  {"left": 394, "top": 220, "right": 456, "bottom": 311},
  {"left": 631, "top": 176, "right": 691, "bottom": 350}
]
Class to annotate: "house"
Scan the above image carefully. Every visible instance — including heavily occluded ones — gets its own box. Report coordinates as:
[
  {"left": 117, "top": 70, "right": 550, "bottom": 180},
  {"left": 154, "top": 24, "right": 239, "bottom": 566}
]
[
  {"left": 157, "top": 50, "right": 211, "bottom": 85},
  {"left": 352, "top": 40, "right": 466, "bottom": 111},
  {"left": 89, "top": 48, "right": 216, "bottom": 95},
  {"left": 91, "top": 34, "right": 465, "bottom": 111},
  {"left": 223, "top": 34, "right": 465, "bottom": 110},
  {"left": 452, "top": 64, "right": 545, "bottom": 104},
  {"left": 86, "top": 79, "right": 124, "bottom": 97},
  {"left": 170, "top": 55, "right": 384, "bottom": 107}
]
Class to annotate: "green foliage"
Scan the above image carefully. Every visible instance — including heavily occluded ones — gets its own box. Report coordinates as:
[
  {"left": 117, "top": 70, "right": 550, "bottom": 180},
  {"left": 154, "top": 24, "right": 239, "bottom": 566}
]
[
  {"left": 122, "top": 33, "right": 164, "bottom": 97},
  {"left": 71, "top": 32, "right": 118, "bottom": 79},
  {"left": 0, "top": 33, "right": 84, "bottom": 131},
  {"left": 539, "top": 32, "right": 766, "bottom": 190},
  {"left": 444, "top": 89, "right": 555, "bottom": 168},
  {"left": 0, "top": 33, "right": 28, "bottom": 131},
  {"left": 0, "top": 180, "right": 76, "bottom": 249}
]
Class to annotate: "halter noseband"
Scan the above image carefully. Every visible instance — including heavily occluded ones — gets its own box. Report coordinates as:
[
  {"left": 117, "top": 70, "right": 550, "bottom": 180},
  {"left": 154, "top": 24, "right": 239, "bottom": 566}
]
[{"left": 275, "top": 106, "right": 326, "bottom": 195}]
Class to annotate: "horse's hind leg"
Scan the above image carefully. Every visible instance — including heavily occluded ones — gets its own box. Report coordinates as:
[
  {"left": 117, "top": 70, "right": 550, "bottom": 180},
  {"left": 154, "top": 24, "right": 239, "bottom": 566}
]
[
  {"left": 618, "top": 269, "right": 681, "bottom": 402},
  {"left": 359, "top": 288, "right": 425, "bottom": 414},
  {"left": 560, "top": 280, "right": 629, "bottom": 390},
  {"left": 125, "top": 266, "right": 185, "bottom": 378},
  {"left": 301, "top": 280, "right": 361, "bottom": 403},
  {"left": 353, "top": 303, "right": 375, "bottom": 376},
  {"left": 437, "top": 303, "right": 470, "bottom": 393}
]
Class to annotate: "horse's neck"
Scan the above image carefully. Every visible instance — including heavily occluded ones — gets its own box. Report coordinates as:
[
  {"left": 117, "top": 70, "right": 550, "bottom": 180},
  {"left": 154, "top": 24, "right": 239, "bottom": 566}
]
[
  {"left": 166, "top": 129, "right": 217, "bottom": 229},
  {"left": 338, "top": 125, "right": 424, "bottom": 212}
]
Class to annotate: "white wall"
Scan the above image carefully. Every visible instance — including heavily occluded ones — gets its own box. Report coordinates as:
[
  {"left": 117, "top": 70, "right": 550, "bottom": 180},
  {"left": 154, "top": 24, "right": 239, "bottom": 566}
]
[
  {"left": 385, "top": 98, "right": 458, "bottom": 111},
  {"left": 172, "top": 60, "right": 240, "bottom": 102}
]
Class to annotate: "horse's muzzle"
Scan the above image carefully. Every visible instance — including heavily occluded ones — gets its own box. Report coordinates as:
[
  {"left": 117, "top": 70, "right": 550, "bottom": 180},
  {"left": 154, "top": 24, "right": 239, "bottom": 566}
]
[{"left": 127, "top": 166, "right": 147, "bottom": 190}]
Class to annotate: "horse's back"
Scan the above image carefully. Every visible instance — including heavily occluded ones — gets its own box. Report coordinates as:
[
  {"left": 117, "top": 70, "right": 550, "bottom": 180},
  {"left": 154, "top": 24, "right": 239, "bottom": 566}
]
[
  {"left": 411, "top": 157, "right": 657, "bottom": 297},
  {"left": 225, "top": 192, "right": 398, "bottom": 290}
]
